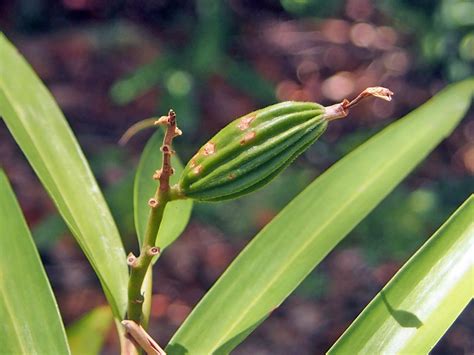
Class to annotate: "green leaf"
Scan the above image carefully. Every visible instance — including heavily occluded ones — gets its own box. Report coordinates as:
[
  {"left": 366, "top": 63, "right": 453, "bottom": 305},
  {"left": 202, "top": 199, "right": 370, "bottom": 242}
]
[
  {"left": 329, "top": 195, "right": 474, "bottom": 354},
  {"left": 0, "top": 34, "right": 128, "bottom": 318},
  {"left": 134, "top": 131, "right": 193, "bottom": 252},
  {"left": 0, "top": 170, "right": 70, "bottom": 354},
  {"left": 67, "top": 306, "right": 113, "bottom": 355},
  {"left": 167, "top": 79, "right": 474, "bottom": 354}
]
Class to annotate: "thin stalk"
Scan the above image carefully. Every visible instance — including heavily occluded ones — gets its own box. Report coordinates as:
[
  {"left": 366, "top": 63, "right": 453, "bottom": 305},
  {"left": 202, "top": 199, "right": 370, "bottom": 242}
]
[
  {"left": 127, "top": 198, "right": 168, "bottom": 322},
  {"left": 324, "top": 87, "right": 393, "bottom": 121},
  {"left": 123, "top": 110, "right": 182, "bottom": 354},
  {"left": 127, "top": 109, "right": 181, "bottom": 323}
]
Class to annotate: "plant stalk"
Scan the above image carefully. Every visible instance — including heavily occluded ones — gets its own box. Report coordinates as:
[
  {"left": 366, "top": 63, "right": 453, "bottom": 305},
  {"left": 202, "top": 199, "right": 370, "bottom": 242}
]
[{"left": 126, "top": 109, "right": 181, "bottom": 324}]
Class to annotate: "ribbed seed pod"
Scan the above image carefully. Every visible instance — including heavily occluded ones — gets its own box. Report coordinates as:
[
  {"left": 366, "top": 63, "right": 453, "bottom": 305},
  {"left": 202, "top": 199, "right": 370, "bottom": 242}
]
[{"left": 178, "top": 88, "right": 393, "bottom": 201}]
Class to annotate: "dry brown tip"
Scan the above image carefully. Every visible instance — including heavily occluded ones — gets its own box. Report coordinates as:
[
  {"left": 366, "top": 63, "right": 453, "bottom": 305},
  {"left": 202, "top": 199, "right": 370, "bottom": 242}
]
[
  {"left": 363, "top": 87, "right": 394, "bottom": 102},
  {"left": 343, "top": 86, "right": 394, "bottom": 109},
  {"left": 324, "top": 86, "right": 393, "bottom": 121}
]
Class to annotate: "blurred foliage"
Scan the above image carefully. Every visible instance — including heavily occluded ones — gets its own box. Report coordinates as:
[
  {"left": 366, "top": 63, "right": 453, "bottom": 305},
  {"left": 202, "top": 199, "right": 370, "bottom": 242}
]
[
  {"left": 379, "top": 0, "right": 474, "bottom": 82},
  {"left": 4, "top": 0, "right": 469, "bottom": 268}
]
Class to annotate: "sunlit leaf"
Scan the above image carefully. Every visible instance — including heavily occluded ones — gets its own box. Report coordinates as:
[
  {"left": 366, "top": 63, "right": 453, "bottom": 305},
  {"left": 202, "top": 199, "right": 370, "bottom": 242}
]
[
  {"left": 167, "top": 79, "right": 473, "bottom": 354},
  {"left": 0, "top": 34, "right": 128, "bottom": 318},
  {"left": 329, "top": 195, "right": 473, "bottom": 354},
  {"left": 67, "top": 306, "right": 113, "bottom": 355},
  {"left": 0, "top": 170, "right": 70, "bottom": 354}
]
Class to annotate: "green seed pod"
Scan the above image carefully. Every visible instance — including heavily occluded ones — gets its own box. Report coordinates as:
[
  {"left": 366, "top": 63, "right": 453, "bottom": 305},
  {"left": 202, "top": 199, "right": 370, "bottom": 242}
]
[{"left": 178, "top": 87, "right": 393, "bottom": 201}]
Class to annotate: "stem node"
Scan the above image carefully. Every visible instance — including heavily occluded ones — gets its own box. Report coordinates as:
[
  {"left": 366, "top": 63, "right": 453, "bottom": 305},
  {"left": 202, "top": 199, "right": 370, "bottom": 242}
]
[{"left": 127, "top": 253, "right": 138, "bottom": 267}]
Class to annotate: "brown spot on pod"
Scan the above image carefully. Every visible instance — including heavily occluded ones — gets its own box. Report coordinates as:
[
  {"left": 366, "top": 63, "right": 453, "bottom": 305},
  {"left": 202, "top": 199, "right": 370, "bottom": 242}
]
[
  {"left": 237, "top": 115, "right": 256, "bottom": 130},
  {"left": 228, "top": 172, "right": 237, "bottom": 180},
  {"left": 240, "top": 131, "right": 256, "bottom": 145},
  {"left": 193, "top": 165, "right": 203, "bottom": 175},
  {"left": 203, "top": 142, "right": 216, "bottom": 156}
]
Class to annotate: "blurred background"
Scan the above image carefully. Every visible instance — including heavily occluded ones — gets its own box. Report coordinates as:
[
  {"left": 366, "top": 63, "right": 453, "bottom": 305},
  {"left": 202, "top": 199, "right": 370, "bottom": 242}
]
[{"left": 0, "top": 0, "right": 473, "bottom": 353}]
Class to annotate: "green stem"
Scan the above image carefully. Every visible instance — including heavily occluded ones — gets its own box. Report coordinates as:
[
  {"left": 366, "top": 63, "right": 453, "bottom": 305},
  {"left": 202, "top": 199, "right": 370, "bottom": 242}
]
[
  {"left": 127, "top": 191, "right": 169, "bottom": 322},
  {"left": 126, "top": 109, "right": 181, "bottom": 327}
]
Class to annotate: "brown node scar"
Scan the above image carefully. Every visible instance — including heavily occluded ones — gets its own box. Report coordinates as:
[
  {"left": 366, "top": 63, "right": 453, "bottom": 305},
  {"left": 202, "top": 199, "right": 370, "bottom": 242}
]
[
  {"left": 153, "top": 169, "right": 162, "bottom": 180},
  {"left": 147, "top": 246, "right": 161, "bottom": 256},
  {"left": 240, "top": 131, "right": 256, "bottom": 145},
  {"left": 148, "top": 198, "right": 159, "bottom": 208},
  {"left": 237, "top": 115, "right": 256, "bottom": 130},
  {"left": 160, "top": 145, "right": 175, "bottom": 155},
  {"left": 203, "top": 142, "right": 216, "bottom": 156},
  {"left": 127, "top": 253, "right": 137, "bottom": 266},
  {"left": 154, "top": 115, "right": 169, "bottom": 126}
]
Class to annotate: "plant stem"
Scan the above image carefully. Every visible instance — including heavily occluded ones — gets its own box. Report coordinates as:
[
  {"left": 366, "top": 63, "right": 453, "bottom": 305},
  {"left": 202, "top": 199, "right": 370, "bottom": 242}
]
[
  {"left": 127, "top": 196, "right": 168, "bottom": 322},
  {"left": 126, "top": 109, "right": 181, "bottom": 324}
]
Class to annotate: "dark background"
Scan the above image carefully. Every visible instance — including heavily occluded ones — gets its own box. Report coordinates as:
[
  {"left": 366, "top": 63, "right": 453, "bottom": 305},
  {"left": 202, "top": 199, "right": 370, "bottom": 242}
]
[{"left": 0, "top": 0, "right": 473, "bottom": 353}]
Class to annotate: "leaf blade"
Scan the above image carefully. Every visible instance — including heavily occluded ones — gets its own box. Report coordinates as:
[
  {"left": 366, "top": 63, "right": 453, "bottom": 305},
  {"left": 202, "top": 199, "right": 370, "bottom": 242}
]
[
  {"left": 67, "top": 306, "right": 114, "bottom": 355},
  {"left": 0, "top": 170, "right": 70, "bottom": 354},
  {"left": 134, "top": 130, "right": 193, "bottom": 252},
  {"left": 167, "top": 79, "right": 473, "bottom": 353},
  {"left": 0, "top": 34, "right": 128, "bottom": 317},
  {"left": 329, "top": 195, "right": 474, "bottom": 354}
]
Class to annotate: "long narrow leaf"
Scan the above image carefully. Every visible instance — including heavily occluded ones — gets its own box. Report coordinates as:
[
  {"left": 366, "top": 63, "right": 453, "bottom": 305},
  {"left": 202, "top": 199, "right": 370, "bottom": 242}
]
[
  {"left": 167, "top": 79, "right": 473, "bottom": 353},
  {"left": 0, "top": 170, "right": 70, "bottom": 354},
  {"left": 134, "top": 131, "right": 192, "bottom": 252},
  {"left": 329, "top": 195, "right": 473, "bottom": 354},
  {"left": 0, "top": 34, "right": 128, "bottom": 317},
  {"left": 67, "top": 306, "right": 113, "bottom": 355}
]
